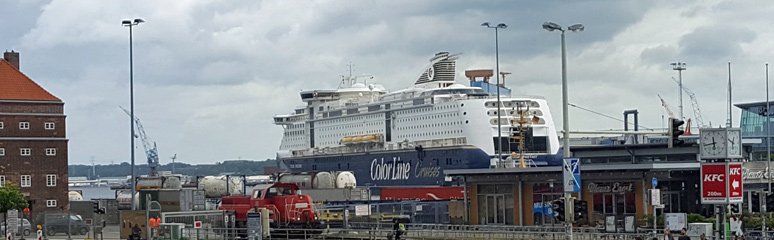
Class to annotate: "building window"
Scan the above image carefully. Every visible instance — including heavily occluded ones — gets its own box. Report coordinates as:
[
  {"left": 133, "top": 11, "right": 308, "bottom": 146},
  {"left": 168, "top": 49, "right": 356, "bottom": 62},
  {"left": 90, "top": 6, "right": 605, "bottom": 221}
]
[
  {"left": 0, "top": 148, "right": 4, "bottom": 156},
  {"left": 45, "top": 148, "right": 56, "bottom": 156},
  {"left": 0, "top": 176, "right": 5, "bottom": 187},
  {"left": 0, "top": 122, "right": 3, "bottom": 129},
  {"left": 44, "top": 122, "right": 55, "bottom": 130},
  {"left": 46, "top": 200, "right": 57, "bottom": 208},
  {"left": 20, "top": 148, "right": 31, "bottom": 156},
  {"left": 46, "top": 175, "right": 56, "bottom": 187},
  {"left": 19, "top": 122, "right": 29, "bottom": 129},
  {"left": 21, "top": 175, "right": 31, "bottom": 187}
]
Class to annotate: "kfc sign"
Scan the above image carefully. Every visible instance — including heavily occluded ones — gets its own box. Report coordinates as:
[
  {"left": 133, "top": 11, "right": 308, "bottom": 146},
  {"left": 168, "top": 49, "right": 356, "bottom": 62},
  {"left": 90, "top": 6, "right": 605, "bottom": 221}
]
[
  {"left": 728, "top": 163, "right": 743, "bottom": 203},
  {"left": 701, "top": 162, "right": 744, "bottom": 204}
]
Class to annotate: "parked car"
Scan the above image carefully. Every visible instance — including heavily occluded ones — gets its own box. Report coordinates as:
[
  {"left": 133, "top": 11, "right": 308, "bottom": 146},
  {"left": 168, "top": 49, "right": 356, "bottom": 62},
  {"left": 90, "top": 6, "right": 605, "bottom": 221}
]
[
  {"left": 43, "top": 214, "right": 89, "bottom": 236},
  {"left": 0, "top": 218, "right": 32, "bottom": 236}
]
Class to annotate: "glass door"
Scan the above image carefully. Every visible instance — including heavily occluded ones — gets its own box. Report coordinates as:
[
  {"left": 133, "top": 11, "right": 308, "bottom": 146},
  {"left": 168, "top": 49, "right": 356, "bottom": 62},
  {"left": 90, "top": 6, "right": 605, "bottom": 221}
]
[{"left": 483, "top": 194, "right": 507, "bottom": 224}]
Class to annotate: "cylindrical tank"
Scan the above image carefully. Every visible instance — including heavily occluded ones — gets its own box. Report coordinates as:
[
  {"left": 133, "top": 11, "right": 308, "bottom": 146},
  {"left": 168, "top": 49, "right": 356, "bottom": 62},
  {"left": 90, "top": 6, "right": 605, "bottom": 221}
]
[
  {"left": 278, "top": 174, "right": 313, "bottom": 188},
  {"left": 312, "top": 172, "right": 335, "bottom": 189},
  {"left": 68, "top": 191, "right": 83, "bottom": 201},
  {"left": 116, "top": 190, "right": 140, "bottom": 210},
  {"left": 200, "top": 176, "right": 245, "bottom": 198},
  {"left": 162, "top": 176, "right": 182, "bottom": 189},
  {"left": 135, "top": 177, "right": 162, "bottom": 190},
  {"left": 335, "top": 171, "right": 357, "bottom": 188}
]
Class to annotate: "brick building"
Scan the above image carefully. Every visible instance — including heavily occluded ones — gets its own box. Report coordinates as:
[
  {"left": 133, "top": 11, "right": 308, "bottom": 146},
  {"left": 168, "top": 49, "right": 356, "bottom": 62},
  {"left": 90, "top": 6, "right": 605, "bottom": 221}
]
[{"left": 0, "top": 51, "right": 68, "bottom": 220}]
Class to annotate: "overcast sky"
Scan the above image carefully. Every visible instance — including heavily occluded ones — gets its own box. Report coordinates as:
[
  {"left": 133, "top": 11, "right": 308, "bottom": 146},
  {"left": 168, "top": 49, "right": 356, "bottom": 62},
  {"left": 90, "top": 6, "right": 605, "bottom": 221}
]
[{"left": 1, "top": 0, "right": 771, "bottom": 165}]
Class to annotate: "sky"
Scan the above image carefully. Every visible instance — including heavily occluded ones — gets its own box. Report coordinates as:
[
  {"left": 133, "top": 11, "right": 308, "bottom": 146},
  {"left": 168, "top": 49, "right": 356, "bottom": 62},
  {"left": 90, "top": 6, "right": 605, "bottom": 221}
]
[{"left": 1, "top": 0, "right": 772, "bottom": 165}]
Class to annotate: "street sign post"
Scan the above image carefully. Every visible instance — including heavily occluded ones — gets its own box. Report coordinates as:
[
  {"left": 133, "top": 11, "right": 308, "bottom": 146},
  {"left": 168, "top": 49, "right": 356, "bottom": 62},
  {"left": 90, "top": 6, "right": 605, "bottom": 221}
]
[
  {"left": 7, "top": 210, "right": 18, "bottom": 234},
  {"left": 563, "top": 158, "right": 581, "bottom": 193}
]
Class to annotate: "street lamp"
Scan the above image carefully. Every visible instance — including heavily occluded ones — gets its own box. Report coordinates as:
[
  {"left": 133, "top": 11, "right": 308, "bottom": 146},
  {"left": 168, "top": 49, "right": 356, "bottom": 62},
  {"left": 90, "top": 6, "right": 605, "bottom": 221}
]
[
  {"left": 543, "top": 21, "right": 583, "bottom": 240},
  {"left": 671, "top": 62, "right": 687, "bottom": 120},
  {"left": 122, "top": 18, "right": 144, "bottom": 210},
  {"left": 542, "top": 21, "right": 583, "bottom": 159},
  {"left": 481, "top": 22, "right": 508, "bottom": 164}
]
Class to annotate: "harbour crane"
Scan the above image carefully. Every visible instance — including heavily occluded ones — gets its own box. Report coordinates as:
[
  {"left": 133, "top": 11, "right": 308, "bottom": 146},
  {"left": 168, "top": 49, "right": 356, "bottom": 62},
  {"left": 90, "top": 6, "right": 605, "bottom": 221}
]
[
  {"left": 671, "top": 77, "right": 707, "bottom": 128},
  {"left": 120, "top": 106, "right": 160, "bottom": 176},
  {"left": 657, "top": 94, "right": 675, "bottom": 119}
]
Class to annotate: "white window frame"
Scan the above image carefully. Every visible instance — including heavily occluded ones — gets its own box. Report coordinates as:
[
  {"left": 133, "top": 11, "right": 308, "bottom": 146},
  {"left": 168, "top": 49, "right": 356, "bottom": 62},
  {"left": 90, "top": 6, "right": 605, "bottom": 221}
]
[
  {"left": 0, "top": 176, "right": 5, "bottom": 187},
  {"left": 45, "top": 148, "right": 56, "bottom": 156},
  {"left": 20, "top": 148, "right": 31, "bottom": 156},
  {"left": 0, "top": 148, "right": 4, "bottom": 156},
  {"left": 46, "top": 200, "right": 57, "bottom": 208},
  {"left": 46, "top": 174, "right": 56, "bottom": 187},
  {"left": 19, "top": 122, "right": 29, "bottom": 130},
  {"left": 20, "top": 175, "right": 31, "bottom": 187},
  {"left": 44, "top": 122, "right": 55, "bottom": 130}
]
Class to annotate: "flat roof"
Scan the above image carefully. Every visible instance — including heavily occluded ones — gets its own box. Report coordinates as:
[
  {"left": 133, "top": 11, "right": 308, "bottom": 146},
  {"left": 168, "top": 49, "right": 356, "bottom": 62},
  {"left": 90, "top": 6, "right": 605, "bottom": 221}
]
[
  {"left": 445, "top": 162, "right": 700, "bottom": 176},
  {"left": 735, "top": 101, "right": 774, "bottom": 110}
]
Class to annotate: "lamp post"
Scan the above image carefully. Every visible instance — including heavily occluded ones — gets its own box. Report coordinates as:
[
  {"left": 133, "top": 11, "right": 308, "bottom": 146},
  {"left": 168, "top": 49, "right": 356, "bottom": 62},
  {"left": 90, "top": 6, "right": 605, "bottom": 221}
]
[
  {"left": 671, "top": 62, "right": 686, "bottom": 120},
  {"left": 481, "top": 22, "right": 508, "bottom": 164},
  {"left": 122, "top": 18, "right": 144, "bottom": 210},
  {"left": 543, "top": 21, "right": 583, "bottom": 240}
]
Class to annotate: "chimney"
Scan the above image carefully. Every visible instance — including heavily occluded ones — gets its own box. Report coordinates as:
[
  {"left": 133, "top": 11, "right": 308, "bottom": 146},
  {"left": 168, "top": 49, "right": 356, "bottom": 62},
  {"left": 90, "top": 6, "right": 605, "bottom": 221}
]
[{"left": 3, "top": 50, "right": 19, "bottom": 69}]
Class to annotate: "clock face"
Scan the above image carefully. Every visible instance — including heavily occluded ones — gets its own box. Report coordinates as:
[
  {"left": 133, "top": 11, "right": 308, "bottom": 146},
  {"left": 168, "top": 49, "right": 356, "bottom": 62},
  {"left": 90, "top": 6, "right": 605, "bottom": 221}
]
[
  {"left": 701, "top": 130, "right": 727, "bottom": 159},
  {"left": 727, "top": 130, "right": 742, "bottom": 158}
]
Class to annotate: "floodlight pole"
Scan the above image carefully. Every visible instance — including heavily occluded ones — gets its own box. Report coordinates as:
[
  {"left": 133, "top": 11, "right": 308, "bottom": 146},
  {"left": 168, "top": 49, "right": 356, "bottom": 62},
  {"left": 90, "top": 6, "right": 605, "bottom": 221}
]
[{"left": 123, "top": 18, "right": 144, "bottom": 210}]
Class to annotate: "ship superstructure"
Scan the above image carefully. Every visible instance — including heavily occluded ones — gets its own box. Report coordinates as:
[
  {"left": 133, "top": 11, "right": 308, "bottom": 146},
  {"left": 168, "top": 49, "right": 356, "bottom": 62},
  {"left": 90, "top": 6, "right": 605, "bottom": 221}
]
[{"left": 274, "top": 52, "right": 560, "bottom": 186}]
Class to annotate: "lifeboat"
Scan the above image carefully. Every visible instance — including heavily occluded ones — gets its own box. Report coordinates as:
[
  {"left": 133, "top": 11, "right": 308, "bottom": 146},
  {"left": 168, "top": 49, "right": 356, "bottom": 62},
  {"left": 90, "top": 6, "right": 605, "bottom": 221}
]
[{"left": 341, "top": 134, "right": 383, "bottom": 145}]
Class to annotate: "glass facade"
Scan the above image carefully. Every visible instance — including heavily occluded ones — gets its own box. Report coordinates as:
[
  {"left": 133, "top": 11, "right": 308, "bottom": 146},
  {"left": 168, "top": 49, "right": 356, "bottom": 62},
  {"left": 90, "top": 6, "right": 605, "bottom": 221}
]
[
  {"left": 477, "top": 184, "right": 515, "bottom": 225},
  {"left": 738, "top": 102, "right": 774, "bottom": 161}
]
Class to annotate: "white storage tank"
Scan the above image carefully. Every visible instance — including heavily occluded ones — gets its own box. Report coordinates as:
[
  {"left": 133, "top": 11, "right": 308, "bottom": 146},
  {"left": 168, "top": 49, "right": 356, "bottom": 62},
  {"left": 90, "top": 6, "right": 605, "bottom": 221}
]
[
  {"left": 116, "top": 190, "right": 140, "bottom": 210},
  {"left": 162, "top": 176, "right": 182, "bottom": 189},
  {"left": 68, "top": 191, "right": 83, "bottom": 201},
  {"left": 312, "top": 172, "right": 335, "bottom": 189},
  {"left": 200, "top": 176, "right": 244, "bottom": 198},
  {"left": 335, "top": 171, "right": 357, "bottom": 188}
]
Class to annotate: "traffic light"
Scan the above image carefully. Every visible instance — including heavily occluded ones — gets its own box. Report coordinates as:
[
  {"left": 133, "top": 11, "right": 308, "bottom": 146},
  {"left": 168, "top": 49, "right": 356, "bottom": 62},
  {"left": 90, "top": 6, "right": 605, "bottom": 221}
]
[
  {"left": 92, "top": 200, "right": 105, "bottom": 214},
  {"left": 729, "top": 203, "right": 741, "bottom": 215},
  {"left": 551, "top": 199, "right": 565, "bottom": 222},
  {"left": 573, "top": 199, "right": 588, "bottom": 221},
  {"left": 668, "top": 118, "right": 685, "bottom": 148}
]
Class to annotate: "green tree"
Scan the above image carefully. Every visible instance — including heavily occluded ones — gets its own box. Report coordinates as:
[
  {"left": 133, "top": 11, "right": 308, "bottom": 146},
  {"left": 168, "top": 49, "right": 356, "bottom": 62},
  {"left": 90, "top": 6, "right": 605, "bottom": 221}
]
[{"left": 0, "top": 183, "right": 28, "bottom": 235}]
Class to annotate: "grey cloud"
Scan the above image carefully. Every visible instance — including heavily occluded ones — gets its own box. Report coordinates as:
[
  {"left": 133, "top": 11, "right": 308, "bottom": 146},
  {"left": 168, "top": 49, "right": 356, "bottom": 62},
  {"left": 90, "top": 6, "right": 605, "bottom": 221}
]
[
  {"left": 640, "top": 45, "right": 678, "bottom": 66},
  {"left": 678, "top": 25, "right": 756, "bottom": 64}
]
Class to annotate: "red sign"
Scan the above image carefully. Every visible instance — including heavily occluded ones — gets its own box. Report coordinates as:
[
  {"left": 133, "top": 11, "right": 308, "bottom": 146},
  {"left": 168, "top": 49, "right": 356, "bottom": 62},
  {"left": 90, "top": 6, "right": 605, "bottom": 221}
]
[
  {"left": 701, "top": 163, "right": 727, "bottom": 204},
  {"left": 728, "top": 163, "right": 743, "bottom": 203},
  {"left": 380, "top": 187, "right": 464, "bottom": 201},
  {"left": 701, "top": 162, "right": 744, "bottom": 204},
  {"left": 194, "top": 220, "right": 202, "bottom": 229}
]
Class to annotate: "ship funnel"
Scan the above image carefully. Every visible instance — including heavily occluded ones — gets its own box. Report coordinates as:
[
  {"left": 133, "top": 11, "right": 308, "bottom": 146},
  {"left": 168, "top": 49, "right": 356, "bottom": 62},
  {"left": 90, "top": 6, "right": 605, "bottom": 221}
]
[{"left": 415, "top": 52, "right": 459, "bottom": 84}]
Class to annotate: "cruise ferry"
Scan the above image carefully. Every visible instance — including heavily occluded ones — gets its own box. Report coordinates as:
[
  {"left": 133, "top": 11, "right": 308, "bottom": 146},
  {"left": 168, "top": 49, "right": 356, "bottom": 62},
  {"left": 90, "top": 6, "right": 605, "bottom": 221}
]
[{"left": 274, "top": 52, "right": 561, "bottom": 186}]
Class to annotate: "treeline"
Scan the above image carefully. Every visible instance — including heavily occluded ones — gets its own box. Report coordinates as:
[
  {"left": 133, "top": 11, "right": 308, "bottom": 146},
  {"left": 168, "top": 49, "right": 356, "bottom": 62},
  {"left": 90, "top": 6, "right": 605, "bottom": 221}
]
[{"left": 68, "top": 159, "right": 279, "bottom": 178}]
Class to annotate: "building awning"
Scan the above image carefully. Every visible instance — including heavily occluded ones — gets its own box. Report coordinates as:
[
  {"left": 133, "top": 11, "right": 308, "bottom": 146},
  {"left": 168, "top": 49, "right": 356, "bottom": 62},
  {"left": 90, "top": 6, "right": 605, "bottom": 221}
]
[{"left": 445, "top": 162, "right": 700, "bottom": 176}]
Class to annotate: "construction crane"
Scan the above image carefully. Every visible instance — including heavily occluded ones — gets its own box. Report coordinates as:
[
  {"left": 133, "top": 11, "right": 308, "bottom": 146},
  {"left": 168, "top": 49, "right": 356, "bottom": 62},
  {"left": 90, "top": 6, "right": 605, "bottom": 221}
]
[
  {"left": 120, "top": 106, "right": 160, "bottom": 176},
  {"left": 671, "top": 77, "right": 707, "bottom": 128},
  {"left": 657, "top": 94, "right": 675, "bottom": 118}
]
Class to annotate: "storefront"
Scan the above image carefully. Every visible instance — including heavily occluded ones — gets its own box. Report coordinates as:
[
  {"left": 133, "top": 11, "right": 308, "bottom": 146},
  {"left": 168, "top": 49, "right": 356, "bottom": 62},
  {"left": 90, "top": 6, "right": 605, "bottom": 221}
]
[{"left": 448, "top": 143, "right": 706, "bottom": 228}]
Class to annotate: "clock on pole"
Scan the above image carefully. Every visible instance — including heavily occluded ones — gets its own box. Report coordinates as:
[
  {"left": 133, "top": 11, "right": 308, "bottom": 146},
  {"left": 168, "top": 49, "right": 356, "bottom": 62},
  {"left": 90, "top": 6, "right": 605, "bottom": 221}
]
[{"left": 699, "top": 128, "right": 742, "bottom": 160}]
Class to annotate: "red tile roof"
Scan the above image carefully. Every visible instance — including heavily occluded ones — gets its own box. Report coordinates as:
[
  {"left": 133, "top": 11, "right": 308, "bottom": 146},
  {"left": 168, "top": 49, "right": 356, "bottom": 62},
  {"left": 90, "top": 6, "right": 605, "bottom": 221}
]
[{"left": 0, "top": 59, "right": 61, "bottom": 101}]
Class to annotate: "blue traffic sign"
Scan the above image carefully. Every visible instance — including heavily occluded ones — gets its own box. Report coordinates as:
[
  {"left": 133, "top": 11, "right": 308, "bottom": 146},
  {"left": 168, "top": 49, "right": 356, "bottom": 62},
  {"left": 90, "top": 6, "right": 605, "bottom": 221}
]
[
  {"left": 563, "top": 158, "right": 581, "bottom": 192},
  {"left": 652, "top": 177, "right": 658, "bottom": 189}
]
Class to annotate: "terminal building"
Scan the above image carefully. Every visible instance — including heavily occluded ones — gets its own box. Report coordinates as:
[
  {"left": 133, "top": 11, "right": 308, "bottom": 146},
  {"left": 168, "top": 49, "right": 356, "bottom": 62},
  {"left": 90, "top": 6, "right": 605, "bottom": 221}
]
[{"left": 446, "top": 142, "right": 706, "bottom": 228}]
